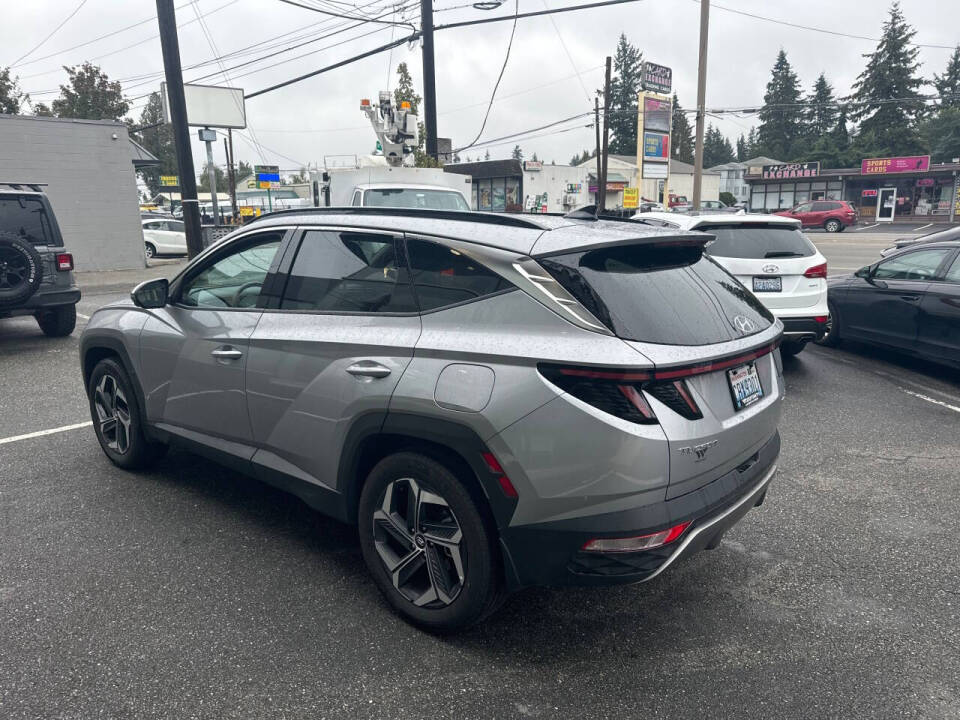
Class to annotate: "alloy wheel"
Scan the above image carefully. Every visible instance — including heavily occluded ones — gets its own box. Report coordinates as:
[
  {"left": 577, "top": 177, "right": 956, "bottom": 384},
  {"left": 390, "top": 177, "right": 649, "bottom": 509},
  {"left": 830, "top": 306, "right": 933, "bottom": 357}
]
[
  {"left": 94, "top": 374, "right": 132, "bottom": 454},
  {"left": 0, "top": 247, "right": 28, "bottom": 290},
  {"left": 372, "top": 477, "right": 465, "bottom": 608}
]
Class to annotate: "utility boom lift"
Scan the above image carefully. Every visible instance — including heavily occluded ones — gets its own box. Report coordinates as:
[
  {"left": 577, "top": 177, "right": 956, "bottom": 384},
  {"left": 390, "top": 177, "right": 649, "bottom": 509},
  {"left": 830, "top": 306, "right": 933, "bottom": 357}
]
[{"left": 361, "top": 92, "right": 419, "bottom": 167}]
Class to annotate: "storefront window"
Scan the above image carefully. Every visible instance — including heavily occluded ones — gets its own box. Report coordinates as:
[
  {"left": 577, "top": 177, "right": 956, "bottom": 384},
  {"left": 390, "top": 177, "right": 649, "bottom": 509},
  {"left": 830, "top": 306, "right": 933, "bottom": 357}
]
[
  {"left": 764, "top": 184, "right": 780, "bottom": 211},
  {"left": 751, "top": 188, "right": 765, "bottom": 210},
  {"left": 505, "top": 177, "right": 520, "bottom": 212},
  {"left": 795, "top": 190, "right": 810, "bottom": 205},
  {"left": 779, "top": 188, "right": 794, "bottom": 209},
  {"left": 478, "top": 180, "right": 492, "bottom": 211}
]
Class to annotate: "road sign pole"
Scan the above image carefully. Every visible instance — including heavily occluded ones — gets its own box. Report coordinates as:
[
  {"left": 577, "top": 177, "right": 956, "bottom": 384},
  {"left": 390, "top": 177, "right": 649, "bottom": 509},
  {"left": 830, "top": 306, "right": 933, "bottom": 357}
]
[
  {"left": 202, "top": 128, "right": 219, "bottom": 225},
  {"left": 268, "top": 187, "right": 273, "bottom": 213}
]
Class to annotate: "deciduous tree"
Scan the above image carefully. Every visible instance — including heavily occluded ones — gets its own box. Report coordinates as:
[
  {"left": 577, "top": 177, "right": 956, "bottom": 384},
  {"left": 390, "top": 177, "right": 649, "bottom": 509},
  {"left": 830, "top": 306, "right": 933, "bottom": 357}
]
[
  {"left": 0, "top": 67, "right": 28, "bottom": 114},
  {"left": 51, "top": 62, "right": 129, "bottom": 120}
]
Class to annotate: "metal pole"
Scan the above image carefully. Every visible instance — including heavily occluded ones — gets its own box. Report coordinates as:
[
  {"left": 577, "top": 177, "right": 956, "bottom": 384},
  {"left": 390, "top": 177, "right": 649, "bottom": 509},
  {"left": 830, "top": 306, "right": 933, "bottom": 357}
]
[
  {"left": 691, "top": 0, "right": 710, "bottom": 210},
  {"left": 204, "top": 133, "right": 219, "bottom": 225},
  {"left": 267, "top": 186, "right": 273, "bottom": 213},
  {"left": 951, "top": 171, "right": 958, "bottom": 224},
  {"left": 421, "top": 0, "right": 438, "bottom": 160},
  {"left": 594, "top": 96, "right": 602, "bottom": 208},
  {"left": 600, "top": 56, "right": 612, "bottom": 213},
  {"left": 226, "top": 131, "right": 238, "bottom": 220},
  {"left": 156, "top": 0, "right": 202, "bottom": 258}
]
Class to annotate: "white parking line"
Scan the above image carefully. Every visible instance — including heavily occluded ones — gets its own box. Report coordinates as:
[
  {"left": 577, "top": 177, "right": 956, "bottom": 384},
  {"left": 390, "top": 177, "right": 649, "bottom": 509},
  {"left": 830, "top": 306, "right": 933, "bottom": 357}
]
[
  {"left": 854, "top": 223, "right": 880, "bottom": 231},
  {"left": 911, "top": 223, "right": 933, "bottom": 233},
  {"left": 0, "top": 421, "right": 92, "bottom": 446},
  {"left": 900, "top": 388, "right": 960, "bottom": 414},
  {"left": 77, "top": 312, "right": 90, "bottom": 320}
]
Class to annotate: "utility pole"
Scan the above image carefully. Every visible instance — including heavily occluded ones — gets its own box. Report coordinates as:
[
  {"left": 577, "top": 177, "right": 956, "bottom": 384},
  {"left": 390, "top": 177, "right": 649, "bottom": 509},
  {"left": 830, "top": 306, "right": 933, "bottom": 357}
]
[
  {"left": 156, "top": 0, "right": 203, "bottom": 258},
  {"left": 600, "top": 56, "right": 612, "bottom": 213},
  {"left": 225, "top": 132, "right": 238, "bottom": 220},
  {"left": 594, "top": 96, "right": 602, "bottom": 208},
  {"left": 421, "top": 0, "right": 438, "bottom": 160},
  {"left": 691, "top": 0, "right": 710, "bottom": 211}
]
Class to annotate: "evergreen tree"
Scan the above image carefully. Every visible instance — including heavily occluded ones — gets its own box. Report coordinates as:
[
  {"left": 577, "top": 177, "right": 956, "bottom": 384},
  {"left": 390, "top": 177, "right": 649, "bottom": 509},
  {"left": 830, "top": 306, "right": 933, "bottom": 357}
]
[
  {"left": 702, "top": 124, "right": 735, "bottom": 167},
  {"left": 484, "top": 149, "right": 490, "bottom": 160},
  {"left": 0, "top": 67, "right": 28, "bottom": 114},
  {"left": 745, "top": 127, "right": 759, "bottom": 158},
  {"left": 806, "top": 110, "right": 854, "bottom": 168},
  {"left": 933, "top": 46, "right": 960, "bottom": 109},
  {"left": 531, "top": 152, "right": 539, "bottom": 162},
  {"left": 51, "top": 62, "right": 129, "bottom": 120},
  {"left": 511, "top": 145, "right": 523, "bottom": 160},
  {"left": 393, "top": 63, "right": 440, "bottom": 167},
  {"left": 736, "top": 133, "right": 748, "bottom": 161},
  {"left": 136, "top": 93, "right": 177, "bottom": 198},
  {"left": 805, "top": 73, "right": 838, "bottom": 141},
  {"left": 608, "top": 34, "right": 643, "bottom": 155},
  {"left": 671, "top": 93, "right": 694, "bottom": 163},
  {"left": 33, "top": 102, "right": 53, "bottom": 116},
  {"left": 237, "top": 160, "right": 252, "bottom": 179},
  {"left": 197, "top": 162, "right": 226, "bottom": 193},
  {"left": 756, "top": 50, "right": 803, "bottom": 160},
  {"left": 847, "top": 2, "right": 924, "bottom": 156}
]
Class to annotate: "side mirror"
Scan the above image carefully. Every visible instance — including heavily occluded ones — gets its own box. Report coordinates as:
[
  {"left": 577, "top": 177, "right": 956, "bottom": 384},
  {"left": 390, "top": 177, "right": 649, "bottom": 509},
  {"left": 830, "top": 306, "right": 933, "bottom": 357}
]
[
  {"left": 131, "top": 278, "right": 169, "bottom": 308},
  {"left": 854, "top": 266, "right": 872, "bottom": 279}
]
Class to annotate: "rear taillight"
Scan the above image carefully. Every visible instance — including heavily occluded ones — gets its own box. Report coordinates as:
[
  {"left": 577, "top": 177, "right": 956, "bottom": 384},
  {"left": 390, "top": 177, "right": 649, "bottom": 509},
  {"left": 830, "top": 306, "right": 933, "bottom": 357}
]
[
  {"left": 539, "top": 365, "right": 657, "bottom": 424},
  {"left": 583, "top": 520, "right": 691, "bottom": 553},
  {"left": 803, "top": 262, "right": 827, "bottom": 279},
  {"left": 55, "top": 253, "right": 74, "bottom": 271}
]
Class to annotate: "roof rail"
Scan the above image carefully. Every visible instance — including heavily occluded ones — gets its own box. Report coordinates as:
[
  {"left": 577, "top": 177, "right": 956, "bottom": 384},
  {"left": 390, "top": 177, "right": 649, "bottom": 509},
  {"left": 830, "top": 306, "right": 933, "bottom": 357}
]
[
  {"left": 0, "top": 182, "right": 48, "bottom": 193},
  {"left": 250, "top": 206, "right": 550, "bottom": 230}
]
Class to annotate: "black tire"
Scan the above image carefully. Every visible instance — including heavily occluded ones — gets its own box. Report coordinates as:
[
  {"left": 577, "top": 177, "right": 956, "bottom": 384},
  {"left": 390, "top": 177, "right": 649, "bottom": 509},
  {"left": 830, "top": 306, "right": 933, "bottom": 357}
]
[
  {"left": 816, "top": 301, "right": 841, "bottom": 347},
  {"left": 358, "top": 452, "right": 502, "bottom": 632},
  {"left": 35, "top": 304, "right": 77, "bottom": 337},
  {"left": 780, "top": 339, "right": 808, "bottom": 357},
  {"left": 0, "top": 231, "right": 43, "bottom": 308},
  {"left": 145, "top": 242, "right": 157, "bottom": 259},
  {"left": 87, "top": 357, "right": 167, "bottom": 470},
  {"left": 824, "top": 219, "right": 842, "bottom": 233}
]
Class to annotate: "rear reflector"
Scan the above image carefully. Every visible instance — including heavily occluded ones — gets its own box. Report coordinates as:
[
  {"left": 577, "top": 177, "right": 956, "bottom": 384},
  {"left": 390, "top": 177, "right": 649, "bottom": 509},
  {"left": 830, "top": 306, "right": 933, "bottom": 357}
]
[
  {"left": 55, "top": 253, "right": 74, "bottom": 271},
  {"left": 814, "top": 316, "right": 828, "bottom": 323},
  {"left": 482, "top": 452, "right": 518, "bottom": 498},
  {"left": 803, "top": 262, "right": 827, "bottom": 279},
  {"left": 582, "top": 520, "right": 692, "bottom": 553}
]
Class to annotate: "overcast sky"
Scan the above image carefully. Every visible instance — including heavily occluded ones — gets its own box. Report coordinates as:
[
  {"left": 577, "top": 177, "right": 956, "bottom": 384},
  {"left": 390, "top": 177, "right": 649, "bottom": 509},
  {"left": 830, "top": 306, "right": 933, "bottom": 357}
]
[{"left": 4, "top": 0, "right": 960, "bottom": 173}]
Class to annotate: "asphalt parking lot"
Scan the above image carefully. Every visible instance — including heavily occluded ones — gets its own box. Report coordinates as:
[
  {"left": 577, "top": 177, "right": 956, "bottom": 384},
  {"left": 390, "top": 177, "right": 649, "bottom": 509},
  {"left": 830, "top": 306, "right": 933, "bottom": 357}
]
[{"left": 2, "top": 280, "right": 959, "bottom": 718}]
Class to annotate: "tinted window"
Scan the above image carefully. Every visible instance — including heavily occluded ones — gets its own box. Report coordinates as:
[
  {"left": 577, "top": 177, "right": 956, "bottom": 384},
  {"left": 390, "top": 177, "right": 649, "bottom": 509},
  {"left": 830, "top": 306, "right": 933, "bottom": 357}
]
[
  {"left": 793, "top": 203, "right": 812, "bottom": 213},
  {"left": 944, "top": 253, "right": 960, "bottom": 283},
  {"left": 363, "top": 188, "right": 470, "bottom": 211},
  {"left": 541, "top": 245, "right": 774, "bottom": 346},
  {"left": 168, "top": 221, "right": 185, "bottom": 232},
  {"left": 281, "top": 231, "right": 416, "bottom": 313},
  {"left": 702, "top": 225, "right": 816, "bottom": 259},
  {"left": 406, "top": 238, "right": 512, "bottom": 311},
  {"left": 874, "top": 248, "right": 952, "bottom": 281},
  {"left": 0, "top": 196, "right": 53, "bottom": 245},
  {"left": 180, "top": 233, "right": 282, "bottom": 308},
  {"left": 143, "top": 221, "right": 162, "bottom": 230},
  {"left": 811, "top": 202, "right": 831, "bottom": 211}
]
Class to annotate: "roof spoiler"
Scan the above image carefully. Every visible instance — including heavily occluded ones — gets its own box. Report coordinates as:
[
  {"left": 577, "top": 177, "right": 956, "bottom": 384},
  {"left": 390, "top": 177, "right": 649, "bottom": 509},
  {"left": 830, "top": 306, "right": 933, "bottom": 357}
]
[
  {"left": 531, "top": 226, "right": 714, "bottom": 258},
  {"left": 564, "top": 205, "right": 638, "bottom": 224}
]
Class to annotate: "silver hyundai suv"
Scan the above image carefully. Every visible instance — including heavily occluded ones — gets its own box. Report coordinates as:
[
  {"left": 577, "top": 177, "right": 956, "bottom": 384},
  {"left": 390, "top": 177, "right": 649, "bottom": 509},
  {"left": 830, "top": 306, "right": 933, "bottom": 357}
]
[{"left": 80, "top": 207, "right": 784, "bottom": 631}]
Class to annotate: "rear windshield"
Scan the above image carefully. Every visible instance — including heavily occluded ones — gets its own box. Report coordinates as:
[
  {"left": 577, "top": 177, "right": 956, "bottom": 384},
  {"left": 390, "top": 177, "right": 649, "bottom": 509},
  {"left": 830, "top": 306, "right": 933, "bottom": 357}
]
[
  {"left": 0, "top": 196, "right": 56, "bottom": 246},
  {"left": 363, "top": 188, "right": 470, "bottom": 211},
  {"left": 541, "top": 245, "right": 774, "bottom": 345},
  {"left": 701, "top": 224, "right": 815, "bottom": 260}
]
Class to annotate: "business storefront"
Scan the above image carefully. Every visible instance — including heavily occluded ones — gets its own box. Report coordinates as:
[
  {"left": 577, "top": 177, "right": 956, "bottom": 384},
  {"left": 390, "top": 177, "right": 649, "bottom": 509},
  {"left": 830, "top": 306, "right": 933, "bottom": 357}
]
[
  {"left": 746, "top": 157, "right": 960, "bottom": 220},
  {"left": 444, "top": 159, "right": 590, "bottom": 213}
]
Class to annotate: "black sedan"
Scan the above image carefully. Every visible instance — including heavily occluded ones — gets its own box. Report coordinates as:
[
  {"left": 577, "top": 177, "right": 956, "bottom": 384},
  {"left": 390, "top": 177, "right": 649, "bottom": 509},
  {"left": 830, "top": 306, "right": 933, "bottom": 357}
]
[{"left": 818, "top": 239, "right": 960, "bottom": 368}]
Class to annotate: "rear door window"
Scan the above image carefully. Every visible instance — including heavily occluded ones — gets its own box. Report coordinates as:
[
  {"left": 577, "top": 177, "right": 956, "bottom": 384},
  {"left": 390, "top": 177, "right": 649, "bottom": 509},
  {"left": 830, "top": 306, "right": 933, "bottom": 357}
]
[
  {"left": 406, "top": 237, "right": 513, "bottom": 311},
  {"left": 701, "top": 224, "right": 816, "bottom": 260},
  {"left": 540, "top": 245, "right": 774, "bottom": 346},
  {"left": 0, "top": 196, "right": 54, "bottom": 245},
  {"left": 280, "top": 230, "right": 416, "bottom": 313},
  {"left": 811, "top": 202, "right": 832, "bottom": 212}
]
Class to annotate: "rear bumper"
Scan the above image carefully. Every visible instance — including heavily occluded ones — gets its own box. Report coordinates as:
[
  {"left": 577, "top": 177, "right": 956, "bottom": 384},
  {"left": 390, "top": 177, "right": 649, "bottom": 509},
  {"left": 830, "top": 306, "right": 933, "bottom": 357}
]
[
  {"left": 0, "top": 287, "right": 81, "bottom": 316},
  {"left": 779, "top": 315, "right": 828, "bottom": 341},
  {"left": 499, "top": 431, "right": 780, "bottom": 588}
]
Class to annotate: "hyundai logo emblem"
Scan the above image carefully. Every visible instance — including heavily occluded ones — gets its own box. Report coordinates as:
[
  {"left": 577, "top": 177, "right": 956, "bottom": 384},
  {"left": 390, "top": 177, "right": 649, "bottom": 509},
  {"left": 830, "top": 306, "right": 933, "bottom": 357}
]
[
  {"left": 762, "top": 264, "right": 780, "bottom": 274},
  {"left": 732, "top": 315, "right": 756, "bottom": 334}
]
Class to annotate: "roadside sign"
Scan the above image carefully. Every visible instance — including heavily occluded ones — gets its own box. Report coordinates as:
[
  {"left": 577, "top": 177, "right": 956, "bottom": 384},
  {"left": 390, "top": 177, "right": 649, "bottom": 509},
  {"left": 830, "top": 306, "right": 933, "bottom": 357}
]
[
  {"left": 160, "top": 175, "right": 179, "bottom": 187},
  {"left": 257, "top": 172, "right": 280, "bottom": 183},
  {"left": 641, "top": 61, "right": 672, "bottom": 94},
  {"left": 643, "top": 131, "right": 669, "bottom": 160},
  {"left": 258, "top": 181, "right": 272, "bottom": 189},
  {"left": 254, "top": 164, "right": 279, "bottom": 174},
  {"left": 622, "top": 187, "right": 639, "bottom": 208}
]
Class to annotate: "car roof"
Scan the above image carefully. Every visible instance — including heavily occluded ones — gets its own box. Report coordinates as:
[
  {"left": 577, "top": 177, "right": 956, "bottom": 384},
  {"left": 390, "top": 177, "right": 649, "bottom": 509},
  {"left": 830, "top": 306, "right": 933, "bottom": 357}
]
[
  {"left": 244, "top": 207, "right": 707, "bottom": 256},
  {"left": 355, "top": 183, "right": 465, "bottom": 192},
  {"left": 633, "top": 211, "right": 801, "bottom": 229}
]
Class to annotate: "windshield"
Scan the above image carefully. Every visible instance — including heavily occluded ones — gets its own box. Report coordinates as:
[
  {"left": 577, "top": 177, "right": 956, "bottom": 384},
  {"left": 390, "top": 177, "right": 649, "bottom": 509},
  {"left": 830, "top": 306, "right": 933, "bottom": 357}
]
[
  {"left": 0, "top": 196, "right": 55, "bottom": 246},
  {"left": 541, "top": 245, "right": 774, "bottom": 345},
  {"left": 701, "top": 224, "right": 816, "bottom": 259},
  {"left": 363, "top": 188, "right": 470, "bottom": 211}
]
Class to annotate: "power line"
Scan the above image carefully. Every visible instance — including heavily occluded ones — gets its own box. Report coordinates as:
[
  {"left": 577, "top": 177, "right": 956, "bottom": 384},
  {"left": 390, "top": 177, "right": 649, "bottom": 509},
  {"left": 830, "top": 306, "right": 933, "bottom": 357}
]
[
  {"left": 457, "top": 111, "right": 593, "bottom": 151},
  {"left": 277, "top": 0, "right": 416, "bottom": 29},
  {"left": 9, "top": 0, "right": 91, "bottom": 67},
  {"left": 457, "top": 0, "right": 519, "bottom": 152},
  {"left": 434, "top": 0, "right": 644, "bottom": 31},
  {"left": 541, "top": 0, "right": 591, "bottom": 104}
]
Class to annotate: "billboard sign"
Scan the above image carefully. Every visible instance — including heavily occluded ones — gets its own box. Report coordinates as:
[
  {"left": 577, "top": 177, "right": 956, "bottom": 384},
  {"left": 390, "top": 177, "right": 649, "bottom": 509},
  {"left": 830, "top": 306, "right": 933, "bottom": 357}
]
[
  {"left": 642, "top": 162, "right": 668, "bottom": 179},
  {"left": 762, "top": 162, "right": 820, "bottom": 179},
  {"left": 861, "top": 155, "right": 930, "bottom": 175},
  {"left": 643, "top": 131, "right": 669, "bottom": 160},
  {"left": 641, "top": 62, "right": 672, "bottom": 94},
  {"left": 161, "top": 82, "right": 247, "bottom": 129},
  {"left": 523, "top": 160, "right": 543, "bottom": 171},
  {"left": 643, "top": 96, "right": 671, "bottom": 133},
  {"left": 622, "top": 187, "right": 639, "bottom": 208}
]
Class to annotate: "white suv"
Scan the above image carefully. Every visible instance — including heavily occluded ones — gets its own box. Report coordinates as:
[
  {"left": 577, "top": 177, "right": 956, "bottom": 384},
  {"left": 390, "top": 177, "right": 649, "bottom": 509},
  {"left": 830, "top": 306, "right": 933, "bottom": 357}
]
[{"left": 634, "top": 212, "right": 828, "bottom": 356}]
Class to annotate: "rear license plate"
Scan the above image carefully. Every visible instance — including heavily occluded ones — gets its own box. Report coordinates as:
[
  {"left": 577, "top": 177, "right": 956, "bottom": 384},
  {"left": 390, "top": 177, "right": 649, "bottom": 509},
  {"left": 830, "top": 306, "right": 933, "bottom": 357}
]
[
  {"left": 752, "top": 276, "right": 782, "bottom": 292},
  {"left": 727, "top": 363, "right": 764, "bottom": 410}
]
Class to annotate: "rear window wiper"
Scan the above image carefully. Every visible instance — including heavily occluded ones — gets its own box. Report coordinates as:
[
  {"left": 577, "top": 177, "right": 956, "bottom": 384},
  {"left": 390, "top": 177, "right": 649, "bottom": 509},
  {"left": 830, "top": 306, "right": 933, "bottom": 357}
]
[{"left": 764, "top": 251, "right": 805, "bottom": 258}]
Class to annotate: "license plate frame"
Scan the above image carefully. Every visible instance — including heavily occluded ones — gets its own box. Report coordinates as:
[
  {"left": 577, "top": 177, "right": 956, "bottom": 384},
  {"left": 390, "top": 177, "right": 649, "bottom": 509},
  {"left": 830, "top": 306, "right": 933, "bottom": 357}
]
[
  {"left": 752, "top": 276, "right": 782, "bottom": 292},
  {"left": 727, "top": 362, "right": 764, "bottom": 411}
]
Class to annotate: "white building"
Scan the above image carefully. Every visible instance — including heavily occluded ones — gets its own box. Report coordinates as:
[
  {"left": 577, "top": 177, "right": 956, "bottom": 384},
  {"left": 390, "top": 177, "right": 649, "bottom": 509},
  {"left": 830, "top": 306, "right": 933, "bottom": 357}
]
[
  {"left": 707, "top": 156, "right": 783, "bottom": 205},
  {"left": 576, "top": 155, "right": 721, "bottom": 208}
]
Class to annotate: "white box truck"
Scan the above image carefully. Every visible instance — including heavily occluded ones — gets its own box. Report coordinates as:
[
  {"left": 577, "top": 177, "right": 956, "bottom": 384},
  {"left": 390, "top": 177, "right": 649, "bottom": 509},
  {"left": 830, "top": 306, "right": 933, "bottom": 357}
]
[{"left": 321, "top": 165, "right": 472, "bottom": 210}]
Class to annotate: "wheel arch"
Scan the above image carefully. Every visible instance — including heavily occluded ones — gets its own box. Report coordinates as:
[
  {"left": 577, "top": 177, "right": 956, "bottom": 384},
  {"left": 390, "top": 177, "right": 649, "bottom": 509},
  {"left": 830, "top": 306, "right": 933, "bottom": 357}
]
[{"left": 80, "top": 336, "right": 157, "bottom": 441}]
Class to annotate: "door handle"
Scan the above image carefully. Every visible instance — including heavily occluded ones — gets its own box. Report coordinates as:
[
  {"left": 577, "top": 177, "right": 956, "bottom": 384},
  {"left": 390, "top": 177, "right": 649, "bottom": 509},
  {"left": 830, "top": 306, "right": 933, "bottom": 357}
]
[
  {"left": 211, "top": 347, "right": 243, "bottom": 360},
  {"left": 346, "top": 361, "right": 391, "bottom": 379},
  {"left": 899, "top": 295, "right": 920, "bottom": 302}
]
